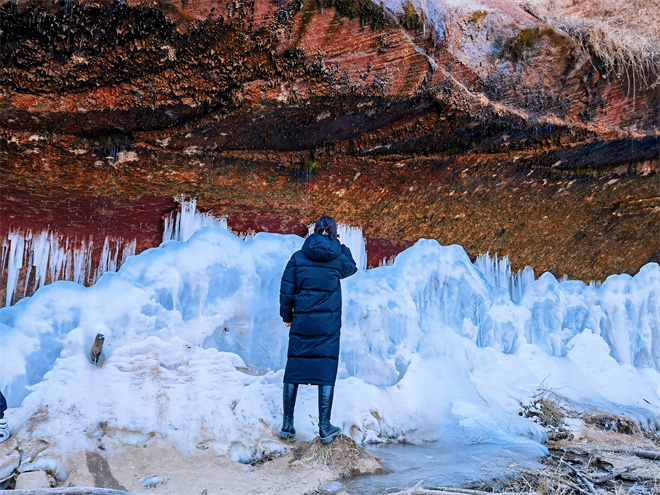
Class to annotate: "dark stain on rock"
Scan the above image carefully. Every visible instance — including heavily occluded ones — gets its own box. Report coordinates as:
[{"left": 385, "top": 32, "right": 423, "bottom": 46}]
[{"left": 85, "top": 451, "right": 127, "bottom": 491}]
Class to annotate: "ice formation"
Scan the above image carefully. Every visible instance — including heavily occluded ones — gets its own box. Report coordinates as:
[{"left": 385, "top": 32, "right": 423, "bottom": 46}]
[
  {"left": 1, "top": 229, "right": 136, "bottom": 307},
  {"left": 1, "top": 197, "right": 369, "bottom": 308},
  {"left": 475, "top": 253, "right": 535, "bottom": 303},
  {"left": 0, "top": 224, "right": 658, "bottom": 465},
  {"left": 162, "top": 196, "right": 228, "bottom": 243}
]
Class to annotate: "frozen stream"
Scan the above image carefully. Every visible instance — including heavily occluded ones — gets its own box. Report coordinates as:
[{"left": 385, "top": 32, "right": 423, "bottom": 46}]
[{"left": 349, "top": 439, "right": 546, "bottom": 493}]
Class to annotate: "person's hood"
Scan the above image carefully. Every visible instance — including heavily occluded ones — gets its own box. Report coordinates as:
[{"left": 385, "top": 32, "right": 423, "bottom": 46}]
[{"left": 301, "top": 233, "right": 342, "bottom": 262}]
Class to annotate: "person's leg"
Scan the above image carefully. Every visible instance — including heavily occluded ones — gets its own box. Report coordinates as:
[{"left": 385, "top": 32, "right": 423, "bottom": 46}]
[
  {"left": 0, "top": 390, "right": 9, "bottom": 443},
  {"left": 318, "top": 385, "right": 341, "bottom": 444},
  {"left": 279, "top": 383, "right": 298, "bottom": 439}
]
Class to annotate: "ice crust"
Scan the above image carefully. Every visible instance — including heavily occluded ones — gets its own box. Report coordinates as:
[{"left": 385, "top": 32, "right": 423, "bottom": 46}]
[{"left": 0, "top": 226, "right": 658, "bottom": 462}]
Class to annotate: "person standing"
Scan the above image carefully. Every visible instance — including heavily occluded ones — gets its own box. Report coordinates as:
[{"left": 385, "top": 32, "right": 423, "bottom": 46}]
[
  {"left": 0, "top": 390, "right": 9, "bottom": 443},
  {"left": 279, "top": 216, "right": 358, "bottom": 443}
]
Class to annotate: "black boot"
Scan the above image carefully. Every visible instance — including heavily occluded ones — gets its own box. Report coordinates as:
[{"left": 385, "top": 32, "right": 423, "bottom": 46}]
[
  {"left": 318, "top": 385, "right": 341, "bottom": 444},
  {"left": 279, "top": 383, "right": 298, "bottom": 439}
]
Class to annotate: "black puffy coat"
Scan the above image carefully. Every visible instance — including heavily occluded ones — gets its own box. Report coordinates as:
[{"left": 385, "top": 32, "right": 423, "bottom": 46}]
[{"left": 279, "top": 233, "right": 358, "bottom": 385}]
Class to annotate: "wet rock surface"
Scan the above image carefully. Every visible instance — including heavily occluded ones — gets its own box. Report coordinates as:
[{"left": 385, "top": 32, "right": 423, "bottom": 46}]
[{"left": 1, "top": 0, "right": 658, "bottom": 303}]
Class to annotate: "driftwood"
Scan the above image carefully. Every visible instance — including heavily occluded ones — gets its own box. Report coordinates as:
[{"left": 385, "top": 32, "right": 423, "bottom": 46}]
[
  {"left": 605, "top": 448, "right": 660, "bottom": 461},
  {"left": 9, "top": 488, "right": 145, "bottom": 495}
]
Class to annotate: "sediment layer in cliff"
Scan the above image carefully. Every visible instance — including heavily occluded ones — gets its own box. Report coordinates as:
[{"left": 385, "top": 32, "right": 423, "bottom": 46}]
[{"left": 1, "top": 0, "right": 658, "bottom": 305}]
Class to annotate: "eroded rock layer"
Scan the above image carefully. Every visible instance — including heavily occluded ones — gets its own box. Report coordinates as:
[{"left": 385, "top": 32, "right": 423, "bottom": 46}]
[{"left": 1, "top": 0, "right": 659, "bottom": 304}]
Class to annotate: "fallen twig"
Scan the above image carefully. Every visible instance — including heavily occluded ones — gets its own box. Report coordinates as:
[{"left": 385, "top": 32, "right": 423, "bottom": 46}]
[
  {"left": 559, "top": 459, "right": 598, "bottom": 495},
  {"left": 563, "top": 480, "right": 591, "bottom": 495},
  {"left": 576, "top": 474, "right": 598, "bottom": 495}
]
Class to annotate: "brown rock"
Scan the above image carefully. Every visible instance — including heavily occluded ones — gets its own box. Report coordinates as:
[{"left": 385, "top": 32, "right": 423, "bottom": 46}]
[{"left": 294, "top": 435, "right": 383, "bottom": 477}]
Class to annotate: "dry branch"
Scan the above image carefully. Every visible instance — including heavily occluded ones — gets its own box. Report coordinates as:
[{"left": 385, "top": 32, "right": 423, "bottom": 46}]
[
  {"left": 558, "top": 459, "right": 599, "bottom": 495},
  {"left": 590, "top": 462, "right": 641, "bottom": 484},
  {"left": 576, "top": 474, "right": 598, "bottom": 495},
  {"left": 563, "top": 480, "right": 591, "bottom": 495},
  {"left": 602, "top": 448, "right": 660, "bottom": 460}
]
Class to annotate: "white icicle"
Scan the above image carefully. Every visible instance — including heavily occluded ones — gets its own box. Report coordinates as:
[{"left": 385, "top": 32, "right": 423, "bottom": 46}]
[
  {"left": 5, "top": 231, "right": 26, "bottom": 307},
  {"left": 475, "top": 252, "right": 534, "bottom": 303},
  {"left": 121, "top": 239, "right": 137, "bottom": 265},
  {"left": 162, "top": 196, "right": 228, "bottom": 243}
]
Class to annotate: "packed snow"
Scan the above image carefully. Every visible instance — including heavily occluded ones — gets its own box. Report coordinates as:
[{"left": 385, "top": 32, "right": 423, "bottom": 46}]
[{"left": 0, "top": 220, "right": 658, "bottom": 476}]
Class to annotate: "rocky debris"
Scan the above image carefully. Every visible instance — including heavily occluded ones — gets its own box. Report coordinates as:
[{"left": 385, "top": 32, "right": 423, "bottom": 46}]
[
  {"left": 514, "top": 393, "right": 660, "bottom": 495},
  {"left": 519, "top": 391, "right": 575, "bottom": 441},
  {"left": 0, "top": 434, "right": 56, "bottom": 490},
  {"left": 14, "top": 469, "right": 54, "bottom": 489}
]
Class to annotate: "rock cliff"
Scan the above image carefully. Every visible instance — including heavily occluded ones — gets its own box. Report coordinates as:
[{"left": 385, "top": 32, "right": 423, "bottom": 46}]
[{"left": 1, "top": 0, "right": 658, "bottom": 304}]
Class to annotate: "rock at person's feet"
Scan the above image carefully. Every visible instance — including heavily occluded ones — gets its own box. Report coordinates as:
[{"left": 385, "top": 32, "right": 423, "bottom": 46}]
[{"left": 294, "top": 434, "right": 383, "bottom": 477}]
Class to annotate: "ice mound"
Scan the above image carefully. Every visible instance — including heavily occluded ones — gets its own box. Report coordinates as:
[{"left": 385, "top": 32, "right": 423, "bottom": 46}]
[{"left": 0, "top": 227, "right": 658, "bottom": 461}]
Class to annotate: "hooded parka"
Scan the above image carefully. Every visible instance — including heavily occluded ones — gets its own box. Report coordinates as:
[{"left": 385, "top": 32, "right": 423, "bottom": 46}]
[{"left": 279, "top": 233, "right": 358, "bottom": 385}]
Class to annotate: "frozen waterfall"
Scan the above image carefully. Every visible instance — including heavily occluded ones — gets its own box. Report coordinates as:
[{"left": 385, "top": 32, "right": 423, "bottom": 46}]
[
  {"left": 0, "top": 226, "right": 658, "bottom": 460},
  {"left": 1, "top": 229, "right": 136, "bottom": 308},
  {"left": 162, "top": 195, "right": 228, "bottom": 243},
  {"left": 475, "top": 252, "right": 535, "bottom": 303}
]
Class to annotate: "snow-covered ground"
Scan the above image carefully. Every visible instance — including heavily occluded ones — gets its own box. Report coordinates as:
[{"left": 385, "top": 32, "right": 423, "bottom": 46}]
[{"left": 0, "top": 218, "right": 659, "bottom": 483}]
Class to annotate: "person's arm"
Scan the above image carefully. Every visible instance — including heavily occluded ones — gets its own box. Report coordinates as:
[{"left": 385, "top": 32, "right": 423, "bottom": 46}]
[
  {"left": 279, "top": 255, "right": 297, "bottom": 323},
  {"left": 339, "top": 244, "right": 358, "bottom": 279}
]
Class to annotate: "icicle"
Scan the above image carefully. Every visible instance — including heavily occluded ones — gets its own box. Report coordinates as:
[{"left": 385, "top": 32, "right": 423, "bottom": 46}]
[
  {"left": 24, "top": 241, "right": 34, "bottom": 298},
  {"left": 475, "top": 252, "right": 534, "bottom": 303},
  {"left": 63, "top": 239, "right": 73, "bottom": 282},
  {"left": 1, "top": 238, "right": 10, "bottom": 275},
  {"left": 6, "top": 231, "right": 26, "bottom": 307},
  {"left": 48, "top": 232, "right": 66, "bottom": 283},
  {"left": 337, "top": 225, "right": 367, "bottom": 270},
  {"left": 73, "top": 239, "right": 92, "bottom": 285},
  {"left": 94, "top": 237, "right": 112, "bottom": 284},
  {"left": 121, "top": 240, "right": 137, "bottom": 264},
  {"left": 511, "top": 266, "right": 535, "bottom": 303},
  {"left": 162, "top": 196, "right": 228, "bottom": 243},
  {"left": 111, "top": 241, "right": 120, "bottom": 272},
  {"left": 31, "top": 230, "right": 51, "bottom": 291},
  {"left": 162, "top": 213, "right": 174, "bottom": 243}
]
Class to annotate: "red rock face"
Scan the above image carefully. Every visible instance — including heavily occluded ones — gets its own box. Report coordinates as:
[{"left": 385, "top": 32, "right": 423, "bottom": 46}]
[{"left": 1, "top": 0, "right": 658, "bottom": 306}]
